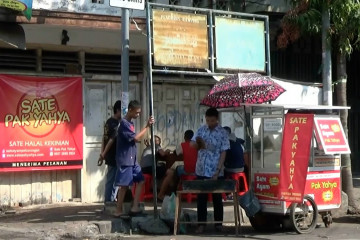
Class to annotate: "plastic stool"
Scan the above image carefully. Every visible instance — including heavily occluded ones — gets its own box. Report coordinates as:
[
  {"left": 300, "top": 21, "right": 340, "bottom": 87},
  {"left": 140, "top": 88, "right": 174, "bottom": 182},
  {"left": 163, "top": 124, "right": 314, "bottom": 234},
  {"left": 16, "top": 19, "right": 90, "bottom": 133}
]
[
  {"left": 179, "top": 175, "right": 197, "bottom": 203},
  {"left": 133, "top": 173, "right": 153, "bottom": 201},
  {"left": 229, "top": 172, "right": 249, "bottom": 196}
]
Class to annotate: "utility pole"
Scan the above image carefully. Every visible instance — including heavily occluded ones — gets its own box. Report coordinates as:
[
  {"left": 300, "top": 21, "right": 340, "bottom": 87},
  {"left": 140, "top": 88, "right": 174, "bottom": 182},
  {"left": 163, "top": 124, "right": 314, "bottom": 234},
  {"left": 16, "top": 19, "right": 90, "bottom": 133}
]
[
  {"left": 322, "top": 5, "right": 332, "bottom": 106},
  {"left": 121, "top": 8, "right": 130, "bottom": 115}
]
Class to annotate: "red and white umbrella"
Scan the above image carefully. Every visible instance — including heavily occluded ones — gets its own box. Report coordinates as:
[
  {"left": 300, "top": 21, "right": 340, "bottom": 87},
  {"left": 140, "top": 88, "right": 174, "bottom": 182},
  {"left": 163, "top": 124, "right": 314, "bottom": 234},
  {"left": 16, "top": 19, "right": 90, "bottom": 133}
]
[{"left": 201, "top": 73, "right": 286, "bottom": 108}]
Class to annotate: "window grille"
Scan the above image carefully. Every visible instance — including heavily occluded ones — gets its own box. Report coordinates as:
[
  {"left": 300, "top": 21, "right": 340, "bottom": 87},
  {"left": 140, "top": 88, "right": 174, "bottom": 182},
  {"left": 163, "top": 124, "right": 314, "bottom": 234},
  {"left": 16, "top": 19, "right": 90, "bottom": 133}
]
[
  {"left": 169, "top": 0, "right": 179, "bottom": 5},
  {"left": 216, "top": 0, "right": 230, "bottom": 11}
]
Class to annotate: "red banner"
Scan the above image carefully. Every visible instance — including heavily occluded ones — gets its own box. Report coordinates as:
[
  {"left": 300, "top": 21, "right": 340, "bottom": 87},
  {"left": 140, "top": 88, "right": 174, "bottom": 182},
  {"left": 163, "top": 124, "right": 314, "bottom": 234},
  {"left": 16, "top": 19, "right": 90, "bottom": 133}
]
[
  {"left": 279, "top": 113, "right": 314, "bottom": 202},
  {"left": 0, "top": 75, "right": 83, "bottom": 171},
  {"left": 314, "top": 117, "right": 350, "bottom": 154}
]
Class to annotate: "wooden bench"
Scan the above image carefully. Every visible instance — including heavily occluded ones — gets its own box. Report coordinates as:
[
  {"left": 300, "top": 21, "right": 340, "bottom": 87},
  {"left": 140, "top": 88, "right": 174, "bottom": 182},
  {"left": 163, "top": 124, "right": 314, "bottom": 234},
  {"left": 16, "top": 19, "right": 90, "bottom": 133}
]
[{"left": 174, "top": 179, "right": 241, "bottom": 236}]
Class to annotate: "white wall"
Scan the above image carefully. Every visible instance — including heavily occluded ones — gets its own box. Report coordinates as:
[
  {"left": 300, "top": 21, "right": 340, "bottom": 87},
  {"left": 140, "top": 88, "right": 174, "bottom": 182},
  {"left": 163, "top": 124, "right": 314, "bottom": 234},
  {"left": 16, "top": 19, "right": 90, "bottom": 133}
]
[{"left": 272, "top": 79, "right": 322, "bottom": 105}]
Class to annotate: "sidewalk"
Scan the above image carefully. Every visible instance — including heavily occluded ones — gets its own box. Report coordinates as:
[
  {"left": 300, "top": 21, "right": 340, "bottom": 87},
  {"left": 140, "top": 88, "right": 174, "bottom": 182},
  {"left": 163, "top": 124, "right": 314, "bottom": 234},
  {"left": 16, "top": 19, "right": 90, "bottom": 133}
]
[
  {"left": 0, "top": 199, "right": 248, "bottom": 240},
  {"left": 1, "top": 177, "right": 359, "bottom": 240}
]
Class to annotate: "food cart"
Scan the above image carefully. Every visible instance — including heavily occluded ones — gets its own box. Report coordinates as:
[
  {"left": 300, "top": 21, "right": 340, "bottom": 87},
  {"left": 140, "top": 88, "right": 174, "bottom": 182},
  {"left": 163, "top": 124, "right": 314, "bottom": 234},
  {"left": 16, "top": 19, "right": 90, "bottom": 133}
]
[{"left": 221, "top": 104, "right": 351, "bottom": 234}]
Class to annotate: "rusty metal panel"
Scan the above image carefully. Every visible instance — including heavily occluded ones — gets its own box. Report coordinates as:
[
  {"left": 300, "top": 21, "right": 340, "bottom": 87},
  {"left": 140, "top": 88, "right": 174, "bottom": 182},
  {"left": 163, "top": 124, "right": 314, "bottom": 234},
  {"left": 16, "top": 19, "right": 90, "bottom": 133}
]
[
  {"left": 152, "top": 84, "right": 211, "bottom": 150},
  {"left": 152, "top": 10, "right": 209, "bottom": 69}
]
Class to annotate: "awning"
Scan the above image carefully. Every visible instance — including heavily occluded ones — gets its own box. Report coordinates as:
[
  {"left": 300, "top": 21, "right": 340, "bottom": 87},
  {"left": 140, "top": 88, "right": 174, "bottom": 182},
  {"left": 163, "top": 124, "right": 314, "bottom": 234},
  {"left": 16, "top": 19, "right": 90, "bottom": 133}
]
[{"left": 0, "top": 23, "right": 26, "bottom": 50}]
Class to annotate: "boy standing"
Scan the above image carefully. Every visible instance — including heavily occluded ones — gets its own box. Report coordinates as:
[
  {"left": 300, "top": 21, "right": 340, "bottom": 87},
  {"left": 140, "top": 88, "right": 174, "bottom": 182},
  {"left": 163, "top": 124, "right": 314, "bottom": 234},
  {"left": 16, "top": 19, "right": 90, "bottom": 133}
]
[
  {"left": 98, "top": 100, "right": 122, "bottom": 202},
  {"left": 114, "top": 100, "right": 154, "bottom": 217}
]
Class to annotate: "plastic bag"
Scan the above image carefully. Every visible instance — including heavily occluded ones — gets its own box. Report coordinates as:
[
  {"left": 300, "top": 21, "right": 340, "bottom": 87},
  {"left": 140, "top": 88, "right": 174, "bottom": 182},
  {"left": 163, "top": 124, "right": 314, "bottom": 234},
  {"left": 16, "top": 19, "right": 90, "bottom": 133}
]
[
  {"left": 160, "top": 192, "right": 176, "bottom": 220},
  {"left": 239, "top": 189, "right": 261, "bottom": 217}
]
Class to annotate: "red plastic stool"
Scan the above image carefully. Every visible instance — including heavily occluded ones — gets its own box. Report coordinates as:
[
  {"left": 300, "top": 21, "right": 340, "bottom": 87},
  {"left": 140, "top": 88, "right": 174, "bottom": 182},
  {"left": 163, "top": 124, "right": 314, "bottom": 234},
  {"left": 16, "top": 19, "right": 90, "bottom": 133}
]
[
  {"left": 133, "top": 173, "right": 153, "bottom": 201},
  {"left": 179, "top": 174, "right": 197, "bottom": 203},
  {"left": 228, "top": 172, "right": 249, "bottom": 196}
]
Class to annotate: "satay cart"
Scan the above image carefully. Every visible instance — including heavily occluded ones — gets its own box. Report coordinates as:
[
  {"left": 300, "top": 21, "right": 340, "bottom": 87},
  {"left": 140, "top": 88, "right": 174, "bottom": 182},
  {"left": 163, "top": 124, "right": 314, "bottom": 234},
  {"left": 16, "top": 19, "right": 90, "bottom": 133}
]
[{"left": 222, "top": 104, "right": 351, "bottom": 234}]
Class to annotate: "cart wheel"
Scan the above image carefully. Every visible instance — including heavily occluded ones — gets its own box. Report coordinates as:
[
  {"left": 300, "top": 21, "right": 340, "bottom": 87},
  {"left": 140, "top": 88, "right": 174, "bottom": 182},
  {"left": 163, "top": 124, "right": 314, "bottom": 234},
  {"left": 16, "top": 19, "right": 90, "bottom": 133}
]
[
  {"left": 321, "top": 211, "right": 332, "bottom": 228},
  {"left": 290, "top": 195, "right": 318, "bottom": 234}
]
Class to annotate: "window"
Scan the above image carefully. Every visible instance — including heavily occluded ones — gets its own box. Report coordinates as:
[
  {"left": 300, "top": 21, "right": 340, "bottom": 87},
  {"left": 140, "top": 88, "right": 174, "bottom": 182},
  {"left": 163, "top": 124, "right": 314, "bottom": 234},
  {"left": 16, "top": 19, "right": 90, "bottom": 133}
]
[{"left": 252, "top": 116, "right": 283, "bottom": 171}]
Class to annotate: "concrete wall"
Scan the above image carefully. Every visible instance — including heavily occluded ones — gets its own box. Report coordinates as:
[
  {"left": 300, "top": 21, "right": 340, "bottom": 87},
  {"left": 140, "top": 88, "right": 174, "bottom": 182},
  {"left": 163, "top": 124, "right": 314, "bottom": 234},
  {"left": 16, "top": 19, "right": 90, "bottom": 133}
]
[{"left": 21, "top": 24, "right": 147, "bottom": 54}]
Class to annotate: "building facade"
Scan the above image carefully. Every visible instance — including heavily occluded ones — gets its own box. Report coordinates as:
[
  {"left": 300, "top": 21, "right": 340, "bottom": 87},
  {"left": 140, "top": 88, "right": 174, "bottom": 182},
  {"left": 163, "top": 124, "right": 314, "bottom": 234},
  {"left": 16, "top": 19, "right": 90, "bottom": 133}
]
[{"left": 0, "top": 0, "right": 357, "bottom": 206}]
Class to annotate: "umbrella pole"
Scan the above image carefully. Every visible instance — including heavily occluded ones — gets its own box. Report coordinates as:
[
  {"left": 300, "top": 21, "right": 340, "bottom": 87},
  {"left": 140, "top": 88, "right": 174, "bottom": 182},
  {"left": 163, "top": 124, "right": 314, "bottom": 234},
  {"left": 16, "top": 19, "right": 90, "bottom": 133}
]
[{"left": 146, "top": 3, "right": 158, "bottom": 219}]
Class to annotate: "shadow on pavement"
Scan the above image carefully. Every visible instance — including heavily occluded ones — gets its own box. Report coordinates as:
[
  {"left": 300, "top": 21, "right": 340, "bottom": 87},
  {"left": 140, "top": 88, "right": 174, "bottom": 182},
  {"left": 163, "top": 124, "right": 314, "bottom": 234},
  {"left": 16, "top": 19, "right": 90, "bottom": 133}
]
[
  {"left": 0, "top": 204, "right": 107, "bottom": 223},
  {"left": 333, "top": 215, "right": 360, "bottom": 224}
]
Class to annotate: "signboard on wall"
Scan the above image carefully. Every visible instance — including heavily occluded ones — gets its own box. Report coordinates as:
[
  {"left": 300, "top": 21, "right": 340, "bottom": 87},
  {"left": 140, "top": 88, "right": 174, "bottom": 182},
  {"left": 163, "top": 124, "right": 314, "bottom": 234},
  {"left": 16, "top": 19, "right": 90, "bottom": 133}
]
[
  {"left": 215, "top": 17, "right": 265, "bottom": 72},
  {"left": 314, "top": 116, "right": 350, "bottom": 154},
  {"left": 0, "top": 75, "right": 83, "bottom": 172},
  {"left": 110, "top": 0, "right": 145, "bottom": 10},
  {"left": 264, "top": 118, "right": 282, "bottom": 132},
  {"left": 152, "top": 10, "right": 209, "bottom": 69},
  {"left": 0, "top": 0, "right": 32, "bottom": 19},
  {"left": 0, "top": 0, "right": 30, "bottom": 11}
]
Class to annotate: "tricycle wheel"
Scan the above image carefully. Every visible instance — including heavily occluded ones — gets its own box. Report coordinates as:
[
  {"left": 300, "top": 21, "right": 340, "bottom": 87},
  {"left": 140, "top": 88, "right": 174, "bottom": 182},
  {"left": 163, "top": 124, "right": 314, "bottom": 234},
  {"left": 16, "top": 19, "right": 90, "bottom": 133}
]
[
  {"left": 290, "top": 195, "right": 318, "bottom": 234},
  {"left": 321, "top": 211, "right": 332, "bottom": 228}
]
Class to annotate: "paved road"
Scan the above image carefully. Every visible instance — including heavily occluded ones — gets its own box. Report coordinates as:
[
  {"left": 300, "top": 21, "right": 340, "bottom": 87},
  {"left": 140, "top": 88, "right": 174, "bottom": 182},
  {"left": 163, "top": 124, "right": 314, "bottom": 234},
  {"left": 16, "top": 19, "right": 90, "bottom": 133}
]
[
  {"left": 1, "top": 200, "right": 360, "bottom": 240},
  {"left": 1, "top": 214, "right": 359, "bottom": 240},
  {"left": 127, "top": 216, "right": 360, "bottom": 240}
]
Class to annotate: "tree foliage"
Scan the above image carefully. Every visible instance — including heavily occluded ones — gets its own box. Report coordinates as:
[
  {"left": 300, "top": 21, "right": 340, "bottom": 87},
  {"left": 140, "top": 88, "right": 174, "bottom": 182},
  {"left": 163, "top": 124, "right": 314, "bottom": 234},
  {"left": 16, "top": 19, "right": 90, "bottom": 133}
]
[
  {"left": 278, "top": 0, "right": 360, "bottom": 56},
  {"left": 279, "top": 0, "right": 360, "bottom": 212}
]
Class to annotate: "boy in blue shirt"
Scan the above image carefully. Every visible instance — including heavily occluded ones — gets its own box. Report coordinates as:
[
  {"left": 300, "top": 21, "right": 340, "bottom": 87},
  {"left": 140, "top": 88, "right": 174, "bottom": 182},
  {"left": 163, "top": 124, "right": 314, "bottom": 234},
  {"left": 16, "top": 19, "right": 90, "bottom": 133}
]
[
  {"left": 223, "top": 126, "right": 245, "bottom": 174},
  {"left": 114, "top": 100, "right": 154, "bottom": 217}
]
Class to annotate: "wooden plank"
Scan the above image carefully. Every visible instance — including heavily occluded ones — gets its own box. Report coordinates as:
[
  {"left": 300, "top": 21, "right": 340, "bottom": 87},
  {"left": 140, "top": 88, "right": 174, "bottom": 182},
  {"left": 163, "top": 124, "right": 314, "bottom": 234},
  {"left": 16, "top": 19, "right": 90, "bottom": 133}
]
[
  {"left": 182, "top": 179, "right": 237, "bottom": 191},
  {"left": 56, "top": 170, "right": 74, "bottom": 202},
  {"left": 0, "top": 172, "right": 12, "bottom": 205},
  {"left": 31, "top": 171, "right": 44, "bottom": 204},
  {"left": 51, "top": 170, "right": 58, "bottom": 203},
  {"left": 178, "top": 190, "right": 235, "bottom": 194},
  {"left": 13, "top": 172, "right": 32, "bottom": 205}
]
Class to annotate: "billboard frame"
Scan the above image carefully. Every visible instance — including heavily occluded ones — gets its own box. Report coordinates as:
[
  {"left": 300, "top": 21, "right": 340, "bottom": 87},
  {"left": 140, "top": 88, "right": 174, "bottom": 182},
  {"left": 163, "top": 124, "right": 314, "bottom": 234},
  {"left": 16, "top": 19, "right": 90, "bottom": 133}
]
[
  {"left": 146, "top": 2, "right": 271, "bottom": 217},
  {"left": 147, "top": 2, "right": 271, "bottom": 76}
]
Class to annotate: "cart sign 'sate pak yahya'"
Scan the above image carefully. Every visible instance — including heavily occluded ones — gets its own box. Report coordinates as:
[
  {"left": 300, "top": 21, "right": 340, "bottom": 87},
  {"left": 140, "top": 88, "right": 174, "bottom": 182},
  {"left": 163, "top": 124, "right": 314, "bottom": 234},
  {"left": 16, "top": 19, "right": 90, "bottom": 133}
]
[{"left": 279, "top": 113, "right": 314, "bottom": 203}]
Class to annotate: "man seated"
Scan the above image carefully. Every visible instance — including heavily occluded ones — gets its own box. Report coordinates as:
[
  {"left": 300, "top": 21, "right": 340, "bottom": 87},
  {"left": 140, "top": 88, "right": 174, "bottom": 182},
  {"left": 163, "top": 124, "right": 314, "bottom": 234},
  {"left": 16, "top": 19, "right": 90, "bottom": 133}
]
[
  {"left": 223, "top": 126, "right": 246, "bottom": 200},
  {"left": 140, "top": 135, "right": 170, "bottom": 180},
  {"left": 223, "top": 126, "right": 245, "bottom": 174},
  {"left": 157, "top": 130, "right": 197, "bottom": 201}
]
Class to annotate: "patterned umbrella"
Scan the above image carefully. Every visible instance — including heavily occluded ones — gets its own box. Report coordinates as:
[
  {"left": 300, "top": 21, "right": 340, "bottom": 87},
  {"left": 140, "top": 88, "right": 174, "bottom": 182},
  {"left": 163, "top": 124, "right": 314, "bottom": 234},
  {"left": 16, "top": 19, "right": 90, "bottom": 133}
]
[{"left": 201, "top": 73, "right": 286, "bottom": 108}]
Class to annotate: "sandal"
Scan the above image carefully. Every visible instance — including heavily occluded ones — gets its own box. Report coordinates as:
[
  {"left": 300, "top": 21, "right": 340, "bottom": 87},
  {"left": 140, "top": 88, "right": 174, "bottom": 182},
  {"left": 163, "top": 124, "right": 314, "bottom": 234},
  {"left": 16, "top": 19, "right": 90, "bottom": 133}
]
[
  {"left": 128, "top": 210, "right": 146, "bottom": 217},
  {"left": 113, "top": 213, "right": 129, "bottom": 218}
]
